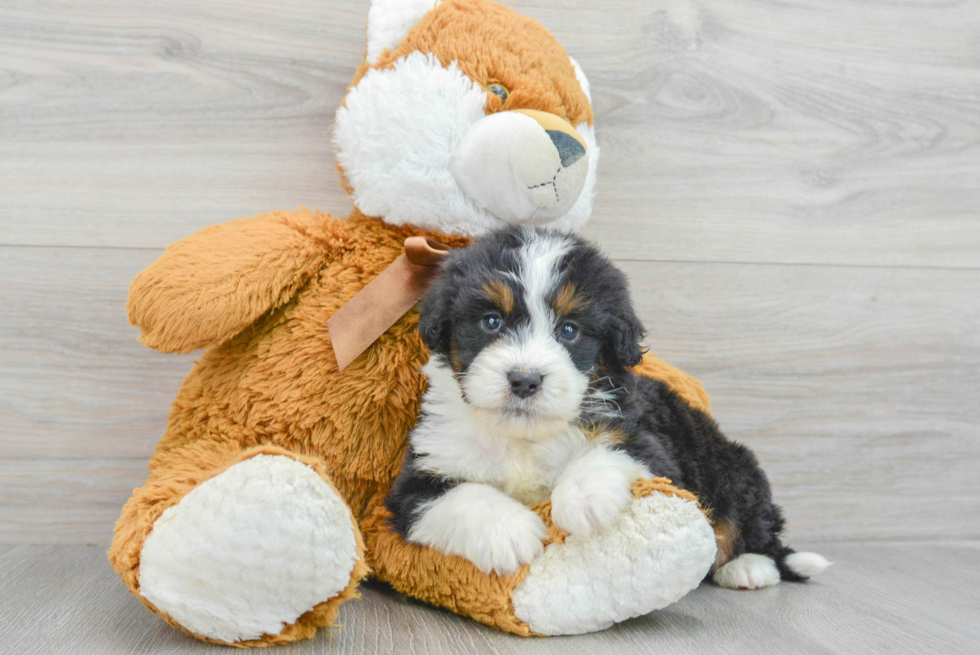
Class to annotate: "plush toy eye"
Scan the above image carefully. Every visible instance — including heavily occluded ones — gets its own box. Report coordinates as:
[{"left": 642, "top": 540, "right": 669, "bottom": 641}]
[
  {"left": 487, "top": 83, "right": 509, "bottom": 103},
  {"left": 558, "top": 322, "right": 579, "bottom": 341},
  {"left": 482, "top": 314, "right": 503, "bottom": 332}
]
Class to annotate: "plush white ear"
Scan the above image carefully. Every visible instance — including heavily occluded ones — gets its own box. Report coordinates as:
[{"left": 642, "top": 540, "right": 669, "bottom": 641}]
[
  {"left": 568, "top": 56, "right": 592, "bottom": 104},
  {"left": 366, "top": 0, "right": 443, "bottom": 64}
]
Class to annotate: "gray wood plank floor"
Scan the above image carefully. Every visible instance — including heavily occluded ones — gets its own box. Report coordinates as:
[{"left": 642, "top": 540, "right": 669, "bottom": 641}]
[
  {"left": 1, "top": 543, "right": 978, "bottom": 655},
  {"left": 2, "top": 0, "right": 979, "bottom": 650}
]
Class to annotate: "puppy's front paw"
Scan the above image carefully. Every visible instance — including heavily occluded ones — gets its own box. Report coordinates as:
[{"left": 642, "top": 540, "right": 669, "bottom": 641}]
[
  {"left": 551, "top": 470, "right": 633, "bottom": 536},
  {"left": 408, "top": 483, "right": 547, "bottom": 576},
  {"left": 465, "top": 504, "right": 547, "bottom": 575}
]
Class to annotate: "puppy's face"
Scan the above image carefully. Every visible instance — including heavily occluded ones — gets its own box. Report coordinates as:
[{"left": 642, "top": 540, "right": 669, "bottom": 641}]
[{"left": 419, "top": 227, "right": 644, "bottom": 432}]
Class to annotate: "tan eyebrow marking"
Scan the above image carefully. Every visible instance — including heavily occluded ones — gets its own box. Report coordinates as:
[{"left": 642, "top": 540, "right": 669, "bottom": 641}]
[
  {"left": 552, "top": 282, "right": 587, "bottom": 316},
  {"left": 483, "top": 279, "right": 515, "bottom": 314}
]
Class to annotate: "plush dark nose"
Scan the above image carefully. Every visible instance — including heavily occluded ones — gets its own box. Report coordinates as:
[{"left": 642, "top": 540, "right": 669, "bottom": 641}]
[
  {"left": 546, "top": 130, "right": 586, "bottom": 168},
  {"left": 507, "top": 370, "right": 543, "bottom": 399}
]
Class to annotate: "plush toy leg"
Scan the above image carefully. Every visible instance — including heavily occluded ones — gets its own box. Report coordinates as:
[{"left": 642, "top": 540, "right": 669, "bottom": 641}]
[
  {"left": 364, "top": 478, "right": 716, "bottom": 636},
  {"left": 109, "top": 444, "right": 368, "bottom": 647},
  {"left": 511, "top": 479, "right": 716, "bottom": 635}
]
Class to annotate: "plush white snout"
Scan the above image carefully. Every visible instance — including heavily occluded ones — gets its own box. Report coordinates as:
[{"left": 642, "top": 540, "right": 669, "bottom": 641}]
[{"left": 451, "top": 110, "right": 590, "bottom": 224}]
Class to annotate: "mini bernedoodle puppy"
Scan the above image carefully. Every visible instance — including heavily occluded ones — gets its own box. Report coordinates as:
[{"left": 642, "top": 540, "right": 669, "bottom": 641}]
[{"left": 387, "top": 227, "right": 829, "bottom": 589}]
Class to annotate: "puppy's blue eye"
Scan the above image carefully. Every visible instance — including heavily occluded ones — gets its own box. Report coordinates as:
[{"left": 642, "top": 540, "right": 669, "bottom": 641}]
[
  {"left": 559, "top": 322, "right": 578, "bottom": 341},
  {"left": 482, "top": 314, "right": 502, "bottom": 332}
]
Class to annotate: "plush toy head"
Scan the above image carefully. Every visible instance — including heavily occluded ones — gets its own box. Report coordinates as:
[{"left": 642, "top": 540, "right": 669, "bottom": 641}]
[{"left": 334, "top": 0, "right": 598, "bottom": 236}]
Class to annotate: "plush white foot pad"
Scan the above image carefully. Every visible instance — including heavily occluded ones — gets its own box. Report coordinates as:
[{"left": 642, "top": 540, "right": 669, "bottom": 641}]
[
  {"left": 511, "top": 492, "right": 716, "bottom": 635},
  {"left": 138, "top": 455, "right": 360, "bottom": 643}
]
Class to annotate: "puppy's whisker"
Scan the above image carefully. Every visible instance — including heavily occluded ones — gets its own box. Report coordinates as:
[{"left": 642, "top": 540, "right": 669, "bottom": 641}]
[{"left": 580, "top": 385, "right": 624, "bottom": 419}]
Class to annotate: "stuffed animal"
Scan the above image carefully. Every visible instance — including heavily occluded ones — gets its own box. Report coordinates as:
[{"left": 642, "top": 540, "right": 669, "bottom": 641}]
[{"left": 109, "top": 0, "right": 719, "bottom": 646}]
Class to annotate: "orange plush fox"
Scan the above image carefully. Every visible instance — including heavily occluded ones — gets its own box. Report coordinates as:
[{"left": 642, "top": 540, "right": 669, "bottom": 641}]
[{"left": 109, "top": 0, "right": 718, "bottom": 646}]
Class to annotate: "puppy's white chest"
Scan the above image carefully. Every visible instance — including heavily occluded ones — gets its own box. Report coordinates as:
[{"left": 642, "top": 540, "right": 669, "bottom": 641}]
[
  {"left": 417, "top": 425, "right": 588, "bottom": 506},
  {"left": 494, "top": 442, "right": 568, "bottom": 506}
]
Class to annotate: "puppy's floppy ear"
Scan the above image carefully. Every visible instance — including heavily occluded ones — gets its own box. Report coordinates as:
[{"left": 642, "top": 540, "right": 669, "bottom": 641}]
[
  {"left": 603, "top": 305, "right": 645, "bottom": 370},
  {"left": 417, "top": 271, "right": 455, "bottom": 352}
]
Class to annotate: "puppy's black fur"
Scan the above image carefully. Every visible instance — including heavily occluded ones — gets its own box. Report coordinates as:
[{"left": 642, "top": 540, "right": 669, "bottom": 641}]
[
  {"left": 388, "top": 226, "right": 810, "bottom": 582},
  {"left": 617, "top": 378, "right": 806, "bottom": 581}
]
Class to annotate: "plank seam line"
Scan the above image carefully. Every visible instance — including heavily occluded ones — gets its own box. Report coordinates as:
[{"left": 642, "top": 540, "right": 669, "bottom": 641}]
[
  {"left": 613, "top": 257, "right": 980, "bottom": 273},
  {"left": 1, "top": 245, "right": 978, "bottom": 273}
]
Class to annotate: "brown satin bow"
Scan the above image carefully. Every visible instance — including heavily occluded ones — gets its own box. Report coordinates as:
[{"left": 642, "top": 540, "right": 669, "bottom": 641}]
[{"left": 327, "top": 236, "right": 451, "bottom": 371}]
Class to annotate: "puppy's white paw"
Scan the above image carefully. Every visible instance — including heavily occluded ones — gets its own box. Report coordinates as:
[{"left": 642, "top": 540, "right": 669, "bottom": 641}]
[
  {"left": 408, "top": 483, "right": 547, "bottom": 575},
  {"left": 551, "top": 470, "right": 633, "bottom": 536},
  {"left": 465, "top": 508, "right": 547, "bottom": 575},
  {"left": 551, "top": 447, "right": 644, "bottom": 536},
  {"left": 713, "top": 553, "right": 781, "bottom": 590}
]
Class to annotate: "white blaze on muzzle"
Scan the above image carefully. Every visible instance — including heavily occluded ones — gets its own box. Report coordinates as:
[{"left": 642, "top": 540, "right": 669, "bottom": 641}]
[
  {"left": 451, "top": 109, "right": 590, "bottom": 224},
  {"left": 461, "top": 329, "right": 588, "bottom": 425}
]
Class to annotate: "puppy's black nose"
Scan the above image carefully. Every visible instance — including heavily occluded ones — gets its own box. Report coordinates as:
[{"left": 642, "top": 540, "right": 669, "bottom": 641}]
[{"left": 508, "top": 370, "right": 543, "bottom": 399}]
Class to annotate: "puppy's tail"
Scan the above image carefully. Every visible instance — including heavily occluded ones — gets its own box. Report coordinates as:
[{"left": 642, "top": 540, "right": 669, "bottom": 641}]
[{"left": 773, "top": 545, "right": 832, "bottom": 582}]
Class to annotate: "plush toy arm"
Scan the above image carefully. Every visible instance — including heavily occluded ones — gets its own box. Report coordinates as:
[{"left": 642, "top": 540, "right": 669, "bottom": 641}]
[{"left": 129, "top": 209, "right": 339, "bottom": 353}]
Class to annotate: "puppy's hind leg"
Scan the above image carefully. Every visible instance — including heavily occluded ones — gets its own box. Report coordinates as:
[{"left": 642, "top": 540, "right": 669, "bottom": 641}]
[
  {"left": 756, "top": 511, "right": 831, "bottom": 584},
  {"left": 712, "top": 511, "right": 831, "bottom": 589},
  {"left": 712, "top": 548, "right": 831, "bottom": 590},
  {"left": 712, "top": 553, "right": 781, "bottom": 590}
]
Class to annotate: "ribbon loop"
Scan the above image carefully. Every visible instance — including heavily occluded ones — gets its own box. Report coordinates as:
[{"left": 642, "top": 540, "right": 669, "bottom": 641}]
[
  {"left": 326, "top": 236, "right": 453, "bottom": 371},
  {"left": 404, "top": 236, "right": 450, "bottom": 267}
]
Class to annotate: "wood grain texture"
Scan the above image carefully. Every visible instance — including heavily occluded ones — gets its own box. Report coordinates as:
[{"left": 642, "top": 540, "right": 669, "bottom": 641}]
[
  {"left": 2, "top": 247, "right": 977, "bottom": 544},
  {"left": 575, "top": 0, "right": 980, "bottom": 268},
  {"left": 2, "top": 0, "right": 979, "bottom": 267},
  {"left": 1, "top": 543, "right": 978, "bottom": 654},
  {"left": 0, "top": 246, "right": 192, "bottom": 460},
  {"left": 0, "top": 0, "right": 359, "bottom": 249},
  {"left": 0, "top": 459, "right": 147, "bottom": 546}
]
